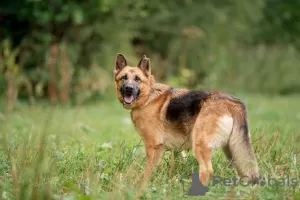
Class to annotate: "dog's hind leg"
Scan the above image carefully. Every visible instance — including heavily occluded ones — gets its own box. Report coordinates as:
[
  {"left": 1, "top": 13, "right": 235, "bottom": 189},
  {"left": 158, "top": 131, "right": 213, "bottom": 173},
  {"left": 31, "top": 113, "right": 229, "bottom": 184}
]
[
  {"left": 192, "top": 114, "right": 234, "bottom": 185},
  {"left": 192, "top": 117, "right": 217, "bottom": 185},
  {"left": 192, "top": 142, "right": 213, "bottom": 186}
]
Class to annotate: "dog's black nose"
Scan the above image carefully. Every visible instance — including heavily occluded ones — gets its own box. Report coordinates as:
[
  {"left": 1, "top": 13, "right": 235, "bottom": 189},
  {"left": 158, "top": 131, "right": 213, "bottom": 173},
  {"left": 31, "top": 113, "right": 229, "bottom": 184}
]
[{"left": 125, "top": 85, "right": 133, "bottom": 92}]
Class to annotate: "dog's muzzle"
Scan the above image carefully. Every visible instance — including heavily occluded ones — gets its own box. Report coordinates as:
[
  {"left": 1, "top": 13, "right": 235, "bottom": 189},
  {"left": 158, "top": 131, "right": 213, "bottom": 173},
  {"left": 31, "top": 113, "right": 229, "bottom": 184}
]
[{"left": 121, "top": 85, "right": 140, "bottom": 105}]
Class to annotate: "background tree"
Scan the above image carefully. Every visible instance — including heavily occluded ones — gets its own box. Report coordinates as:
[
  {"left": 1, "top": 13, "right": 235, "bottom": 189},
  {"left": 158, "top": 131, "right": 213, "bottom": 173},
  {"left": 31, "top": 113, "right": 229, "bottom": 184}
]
[{"left": 1, "top": 0, "right": 300, "bottom": 110}]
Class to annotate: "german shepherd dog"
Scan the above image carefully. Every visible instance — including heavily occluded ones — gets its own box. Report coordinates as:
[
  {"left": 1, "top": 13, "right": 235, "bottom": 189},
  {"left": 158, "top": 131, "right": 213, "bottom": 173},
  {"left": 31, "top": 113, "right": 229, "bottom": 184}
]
[{"left": 114, "top": 53, "right": 259, "bottom": 186}]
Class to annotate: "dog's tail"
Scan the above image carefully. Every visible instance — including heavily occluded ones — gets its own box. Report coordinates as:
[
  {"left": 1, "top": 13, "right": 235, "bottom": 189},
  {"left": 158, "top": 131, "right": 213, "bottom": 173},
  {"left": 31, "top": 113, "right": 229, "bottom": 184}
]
[{"left": 229, "top": 102, "right": 259, "bottom": 183}]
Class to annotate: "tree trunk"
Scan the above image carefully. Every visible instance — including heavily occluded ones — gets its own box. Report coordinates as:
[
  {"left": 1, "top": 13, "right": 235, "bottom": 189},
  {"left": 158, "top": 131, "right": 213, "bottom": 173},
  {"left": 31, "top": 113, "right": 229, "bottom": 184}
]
[
  {"left": 6, "top": 77, "right": 15, "bottom": 112},
  {"left": 59, "top": 44, "right": 71, "bottom": 104},
  {"left": 48, "top": 43, "right": 59, "bottom": 104}
]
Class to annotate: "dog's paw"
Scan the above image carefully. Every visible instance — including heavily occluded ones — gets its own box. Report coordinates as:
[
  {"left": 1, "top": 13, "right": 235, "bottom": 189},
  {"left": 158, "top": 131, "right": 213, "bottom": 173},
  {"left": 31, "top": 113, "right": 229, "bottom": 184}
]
[{"left": 181, "top": 151, "right": 188, "bottom": 161}]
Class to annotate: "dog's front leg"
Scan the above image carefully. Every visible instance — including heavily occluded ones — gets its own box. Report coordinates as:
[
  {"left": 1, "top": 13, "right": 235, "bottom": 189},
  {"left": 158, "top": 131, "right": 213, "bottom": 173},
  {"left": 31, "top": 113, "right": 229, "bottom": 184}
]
[
  {"left": 143, "top": 142, "right": 165, "bottom": 183},
  {"left": 136, "top": 141, "right": 164, "bottom": 197}
]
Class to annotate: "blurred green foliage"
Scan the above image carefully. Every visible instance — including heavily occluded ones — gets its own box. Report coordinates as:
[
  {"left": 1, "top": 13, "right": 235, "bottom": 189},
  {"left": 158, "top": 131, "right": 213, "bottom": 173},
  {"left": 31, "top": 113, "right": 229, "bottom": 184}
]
[{"left": 0, "top": 0, "right": 300, "bottom": 105}]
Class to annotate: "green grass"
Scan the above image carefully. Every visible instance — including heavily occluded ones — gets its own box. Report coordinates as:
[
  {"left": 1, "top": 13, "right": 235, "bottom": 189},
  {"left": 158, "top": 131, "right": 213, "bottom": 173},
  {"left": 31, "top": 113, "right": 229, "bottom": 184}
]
[{"left": 0, "top": 94, "right": 300, "bottom": 200}]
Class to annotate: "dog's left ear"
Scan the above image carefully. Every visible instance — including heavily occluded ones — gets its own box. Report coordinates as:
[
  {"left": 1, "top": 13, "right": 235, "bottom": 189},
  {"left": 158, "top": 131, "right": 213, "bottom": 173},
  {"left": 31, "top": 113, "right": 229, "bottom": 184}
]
[
  {"left": 137, "top": 55, "right": 151, "bottom": 75},
  {"left": 114, "top": 53, "right": 127, "bottom": 75}
]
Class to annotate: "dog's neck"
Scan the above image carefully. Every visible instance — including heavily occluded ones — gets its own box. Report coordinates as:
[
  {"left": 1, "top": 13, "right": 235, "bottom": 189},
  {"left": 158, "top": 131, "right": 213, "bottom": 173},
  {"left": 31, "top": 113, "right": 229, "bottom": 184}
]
[
  {"left": 133, "top": 75, "right": 171, "bottom": 110},
  {"left": 149, "top": 83, "right": 171, "bottom": 100}
]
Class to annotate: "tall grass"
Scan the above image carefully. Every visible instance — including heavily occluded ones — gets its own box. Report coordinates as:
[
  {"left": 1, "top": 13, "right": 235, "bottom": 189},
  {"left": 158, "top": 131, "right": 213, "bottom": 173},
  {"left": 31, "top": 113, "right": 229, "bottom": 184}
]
[{"left": 0, "top": 95, "right": 300, "bottom": 199}]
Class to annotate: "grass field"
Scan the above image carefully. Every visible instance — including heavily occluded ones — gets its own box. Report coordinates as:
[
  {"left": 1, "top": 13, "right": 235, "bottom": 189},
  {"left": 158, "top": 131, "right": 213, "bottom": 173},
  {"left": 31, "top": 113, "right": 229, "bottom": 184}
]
[{"left": 0, "top": 94, "right": 300, "bottom": 200}]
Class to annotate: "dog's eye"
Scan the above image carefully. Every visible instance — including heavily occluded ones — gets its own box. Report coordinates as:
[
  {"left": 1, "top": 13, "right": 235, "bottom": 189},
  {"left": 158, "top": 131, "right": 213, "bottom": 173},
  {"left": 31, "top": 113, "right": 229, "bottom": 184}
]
[
  {"left": 121, "top": 75, "right": 127, "bottom": 80},
  {"left": 134, "top": 76, "right": 141, "bottom": 82}
]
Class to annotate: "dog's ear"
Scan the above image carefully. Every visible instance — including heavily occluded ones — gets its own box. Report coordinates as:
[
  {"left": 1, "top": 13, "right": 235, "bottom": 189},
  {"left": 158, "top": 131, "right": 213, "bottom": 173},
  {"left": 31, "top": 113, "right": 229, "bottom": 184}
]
[
  {"left": 115, "top": 53, "right": 127, "bottom": 74},
  {"left": 137, "top": 55, "right": 151, "bottom": 75}
]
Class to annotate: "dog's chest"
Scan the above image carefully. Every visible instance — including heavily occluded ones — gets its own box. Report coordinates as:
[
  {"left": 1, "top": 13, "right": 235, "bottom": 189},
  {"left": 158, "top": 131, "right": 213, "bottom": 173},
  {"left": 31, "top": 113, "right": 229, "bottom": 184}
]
[{"left": 131, "top": 110, "right": 192, "bottom": 150}]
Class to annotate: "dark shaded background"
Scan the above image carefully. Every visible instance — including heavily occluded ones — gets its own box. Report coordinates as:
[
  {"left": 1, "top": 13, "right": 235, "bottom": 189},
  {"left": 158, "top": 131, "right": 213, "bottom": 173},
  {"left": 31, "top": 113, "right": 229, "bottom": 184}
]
[{"left": 1, "top": 0, "right": 300, "bottom": 110}]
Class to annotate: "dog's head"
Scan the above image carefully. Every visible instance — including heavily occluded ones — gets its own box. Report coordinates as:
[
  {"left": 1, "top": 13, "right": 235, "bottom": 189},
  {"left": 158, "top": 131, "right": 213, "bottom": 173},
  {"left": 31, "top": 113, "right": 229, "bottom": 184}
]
[{"left": 114, "top": 53, "right": 153, "bottom": 109}]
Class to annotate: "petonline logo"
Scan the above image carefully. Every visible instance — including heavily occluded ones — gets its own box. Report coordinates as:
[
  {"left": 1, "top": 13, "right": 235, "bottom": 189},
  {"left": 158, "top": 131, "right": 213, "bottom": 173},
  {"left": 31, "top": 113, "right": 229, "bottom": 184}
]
[
  {"left": 183, "top": 172, "right": 299, "bottom": 197},
  {"left": 187, "top": 172, "right": 210, "bottom": 196}
]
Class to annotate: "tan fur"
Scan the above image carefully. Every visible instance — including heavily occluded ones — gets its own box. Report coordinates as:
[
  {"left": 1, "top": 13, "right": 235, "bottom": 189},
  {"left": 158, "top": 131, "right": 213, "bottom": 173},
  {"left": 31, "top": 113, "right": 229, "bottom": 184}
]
[{"left": 114, "top": 54, "right": 259, "bottom": 187}]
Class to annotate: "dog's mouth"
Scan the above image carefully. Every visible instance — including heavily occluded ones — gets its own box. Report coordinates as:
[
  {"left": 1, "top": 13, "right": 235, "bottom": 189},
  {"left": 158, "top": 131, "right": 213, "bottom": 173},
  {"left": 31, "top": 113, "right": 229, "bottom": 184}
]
[
  {"left": 123, "top": 94, "right": 135, "bottom": 104},
  {"left": 121, "top": 86, "right": 140, "bottom": 105}
]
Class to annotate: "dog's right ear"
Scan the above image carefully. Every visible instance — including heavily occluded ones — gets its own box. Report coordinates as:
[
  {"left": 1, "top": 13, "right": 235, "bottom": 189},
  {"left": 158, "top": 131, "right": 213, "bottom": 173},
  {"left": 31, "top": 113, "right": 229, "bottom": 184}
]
[
  {"left": 114, "top": 53, "right": 127, "bottom": 75},
  {"left": 137, "top": 55, "right": 151, "bottom": 75}
]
